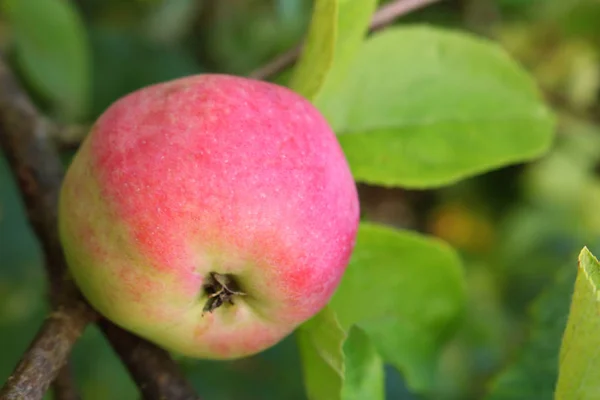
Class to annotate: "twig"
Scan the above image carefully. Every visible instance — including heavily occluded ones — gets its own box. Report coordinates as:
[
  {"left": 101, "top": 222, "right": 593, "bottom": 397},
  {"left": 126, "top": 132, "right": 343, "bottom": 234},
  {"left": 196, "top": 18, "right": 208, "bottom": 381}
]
[
  {"left": 0, "top": 58, "right": 199, "bottom": 400},
  {"left": 249, "top": 0, "right": 443, "bottom": 80},
  {"left": 0, "top": 61, "right": 68, "bottom": 289},
  {"left": 0, "top": 57, "right": 93, "bottom": 400},
  {"left": 248, "top": 45, "right": 301, "bottom": 80},
  {"left": 370, "top": 0, "right": 441, "bottom": 32},
  {"left": 52, "top": 363, "right": 81, "bottom": 400},
  {"left": 101, "top": 322, "right": 200, "bottom": 400},
  {"left": 0, "top": 291, "right": 95, "bottom": 400},
  {"left": 46, "top": 120, "right": 90, "bottom": 150},
  {"left": 48, "top": 285, "right": 87, "bottom": 400}
]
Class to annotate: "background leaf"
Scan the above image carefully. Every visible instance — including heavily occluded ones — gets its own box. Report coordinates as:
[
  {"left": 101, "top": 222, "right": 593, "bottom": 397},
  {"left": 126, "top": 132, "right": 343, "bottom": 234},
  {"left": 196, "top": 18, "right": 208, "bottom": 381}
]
[
  {"left": 89, "top": 27, "right": 202, "bottom": 118},
  {"left": 296, "top": 306, "right": 346, "bottom": 400},
  {"left": 329, "top": 222, "right": 466, "bottom": 392},
  {"left": 555, "top": 247, "right": 600, "bottom": 399},
  {"left": 2, "top": 0, "right": 91, "bottom": 120},
  {"left": 318, "top": 26, "right": 556, "bottom": 188}
]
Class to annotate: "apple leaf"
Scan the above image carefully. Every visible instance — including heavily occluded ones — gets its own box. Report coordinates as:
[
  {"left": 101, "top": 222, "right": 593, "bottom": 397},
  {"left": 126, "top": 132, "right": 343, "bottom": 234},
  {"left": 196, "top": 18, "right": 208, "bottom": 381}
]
[
  {"left": 312, "top": 0, "right": 377, "bottom": 105},
  {"left": 296, "top": 306, "right": 386, "bottom": 400},
  {"left": 341, "top": 326, "right": 385, "bottom": 400},
  {"left": 2, "top": 0, "right": 91, "bottom": 120},
  {"left": 555, "top": 247, "right": 600, "bottom": 399},
  {"left": 329, "top": 222, "right": 466, "bottom": 392},
  {"left": 297, "top": 306, "right": 346, "bottom": 400},
  {"left": 287, "top": 0, "right": 336, "bottom": 100},
  {"left": 289, "top": 0, "right": 376, "bottom": 101},
  {"left": 318, "top": 26, "right": 556, "bottom": 188},
  {"left": 485, "top": 266, "right": 576, "bottom": 400}
]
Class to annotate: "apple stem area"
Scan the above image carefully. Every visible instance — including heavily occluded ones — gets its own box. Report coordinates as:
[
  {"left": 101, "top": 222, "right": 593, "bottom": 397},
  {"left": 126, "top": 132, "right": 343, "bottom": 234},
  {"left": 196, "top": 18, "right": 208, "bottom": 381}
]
[{"left": 202, "top": 272, "right": 247, "bottom": 314}]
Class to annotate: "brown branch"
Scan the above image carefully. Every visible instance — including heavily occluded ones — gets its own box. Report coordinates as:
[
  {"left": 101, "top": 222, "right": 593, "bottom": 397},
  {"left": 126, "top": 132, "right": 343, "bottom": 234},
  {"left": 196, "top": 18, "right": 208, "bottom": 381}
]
[
  {"left": 101, "top": 322, "right": 199, "bottom": 400},
  {"left": 0, "top": 62, "right": 68, "bottom": 288},
  {"left": 370, "top": 0, "right": 441, "bottom": 32},
  {"left": 248, "top": 45, "right": 301, "bottom": 80},
  {"left": 249, "top": 0, "right": 443, "bottom": 80},
  {"left": 0, "top": 287, "right": 95, "bottom": 400},
  {"left": 47, "top": 120, "right": 90, "bottom": 151},
  {"left": 52, "top": 363, "right": 81, "bottom": 400},
  {"left": 0, "top": 58, "right": 199, "bottom": 400}
]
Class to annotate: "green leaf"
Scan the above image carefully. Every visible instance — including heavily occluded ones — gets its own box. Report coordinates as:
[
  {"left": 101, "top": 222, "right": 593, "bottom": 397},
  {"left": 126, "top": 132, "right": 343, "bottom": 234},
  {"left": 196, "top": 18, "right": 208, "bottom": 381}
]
[
  {"left": 3, "top": 0, "right": 91, "bottom": 119},
  {"left": 297, "top": 306, "right": 346, "bottom": 400},
  {"left": 555, "top": 247, "right": 600, "bottom": 399},
  {"left": 288, "top": 0, "right": 337, "bottom": 99},
  {"left": 330, "top": 222, "right": 466, "bottom": 392},
  {"left": 485, "top": 265, "right": 576, "bottom": 400},
  {"left": 296, "top": 306, "right": 385, "bottom": 400},
  {"left": 289, "top": 0, "right": 376, "bottom": 101},
  {"left": 318, "top": 26, "right": 556, "bottom": 188},
  {"left": 342, "top": 326, "right": 385, "bottom": 400},
  {"left": 313, "top": 0, "right": 377, "bottom": 105}
]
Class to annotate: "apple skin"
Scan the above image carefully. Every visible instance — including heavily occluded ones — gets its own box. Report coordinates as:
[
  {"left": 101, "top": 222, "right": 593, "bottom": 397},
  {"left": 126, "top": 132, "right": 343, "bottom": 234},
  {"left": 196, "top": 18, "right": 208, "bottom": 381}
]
[{"left": 58, "top": 74, "right": 359, "bottom": 359}]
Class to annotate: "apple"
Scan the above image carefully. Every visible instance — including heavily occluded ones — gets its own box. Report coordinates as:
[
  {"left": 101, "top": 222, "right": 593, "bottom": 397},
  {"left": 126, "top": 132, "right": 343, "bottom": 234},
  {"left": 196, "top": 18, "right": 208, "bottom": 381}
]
[{"left": 58, "top": 74, "right": 359, "bottom": 359}]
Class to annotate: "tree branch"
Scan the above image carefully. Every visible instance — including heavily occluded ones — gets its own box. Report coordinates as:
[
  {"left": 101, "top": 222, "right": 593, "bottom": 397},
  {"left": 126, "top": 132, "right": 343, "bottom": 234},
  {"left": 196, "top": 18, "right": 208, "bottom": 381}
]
[
  {"left": 47, "top": 120, "right": 90, "bottom": 151},
  {"left": 101, "top": 322, "right": 199, "bottom": 400},
  {"left": 0, "top": 58, "right": 199, "bottom": 400},
  {"left": 249, "top": 0, "right": 442, "bottom": 80},
  {"left": 370, "top": 0, "right": 441, "bottom": 32},
  {"left": 0, "top": 288, "right": 95, "bottom": 400},
  {"left": 0, "top": 61, "right": 68, "bottom": 289},
  {"left": 52, "top": 362, "right": 81, "bottom": 400},
  {"left": 248, "top": 45, "right": 300, "bottom": 80}
]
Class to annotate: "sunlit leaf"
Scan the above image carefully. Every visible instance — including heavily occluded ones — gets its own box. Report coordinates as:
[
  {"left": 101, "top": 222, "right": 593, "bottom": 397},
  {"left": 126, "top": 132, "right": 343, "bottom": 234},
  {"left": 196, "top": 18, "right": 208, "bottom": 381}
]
[
  {"left": 555, "top": 247, "right": 600, "bottom": 399},
  {"left": 297, "top": 306, "right": 346, "bottom": 400},
  {"left": 289, "top": 0, "right": 376, "bottom": 101},
  {"left": 319, "top": 26, "right": 556, "bottom": 188},
  {"left": 341, "top": 326, "right": 385, "bottom": 400},
  {"left": 330, "top": 222, "right": 466, "bottom": 391}
]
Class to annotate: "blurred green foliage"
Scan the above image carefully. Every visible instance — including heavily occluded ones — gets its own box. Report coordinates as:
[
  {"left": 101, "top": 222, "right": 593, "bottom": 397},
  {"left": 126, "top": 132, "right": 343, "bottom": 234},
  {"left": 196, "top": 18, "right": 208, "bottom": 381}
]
[
  {"left": 2, "top": 0, "right": 90, "bottom": 120},
  {"left": 2, "top": 0, "right": 600, "bottom": 399}
]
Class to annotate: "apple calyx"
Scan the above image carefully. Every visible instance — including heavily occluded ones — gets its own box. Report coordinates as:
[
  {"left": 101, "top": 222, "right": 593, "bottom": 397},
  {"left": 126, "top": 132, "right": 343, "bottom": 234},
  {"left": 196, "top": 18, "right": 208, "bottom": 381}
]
[{"left": 202, "top": 272, "right": 247, "bottom": 314}]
